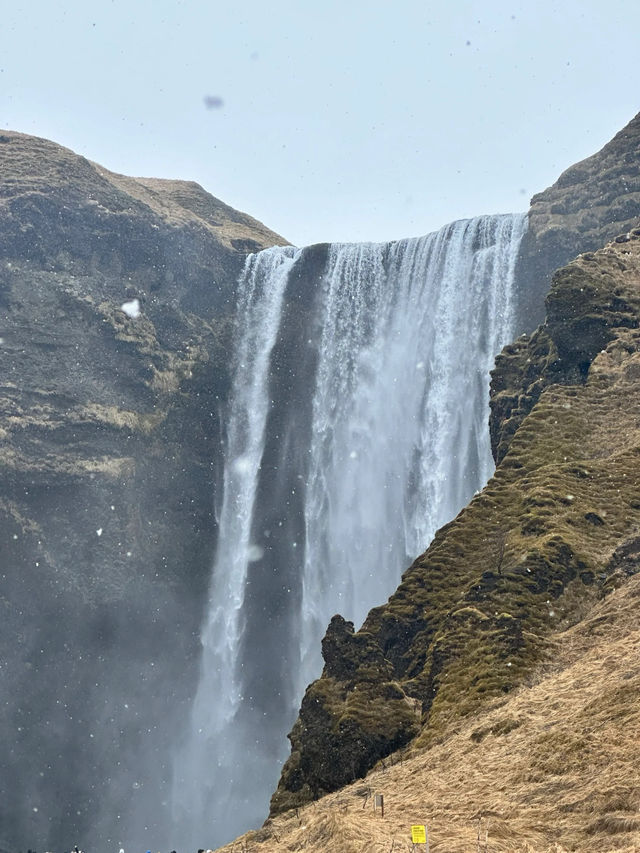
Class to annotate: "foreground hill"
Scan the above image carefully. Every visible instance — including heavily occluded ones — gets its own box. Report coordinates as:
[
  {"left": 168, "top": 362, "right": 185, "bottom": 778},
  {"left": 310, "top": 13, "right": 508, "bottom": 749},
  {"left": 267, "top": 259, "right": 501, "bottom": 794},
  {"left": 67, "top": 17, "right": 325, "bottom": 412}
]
[{"left": 218, "top": 569, "right": 640, "bottom": 852}]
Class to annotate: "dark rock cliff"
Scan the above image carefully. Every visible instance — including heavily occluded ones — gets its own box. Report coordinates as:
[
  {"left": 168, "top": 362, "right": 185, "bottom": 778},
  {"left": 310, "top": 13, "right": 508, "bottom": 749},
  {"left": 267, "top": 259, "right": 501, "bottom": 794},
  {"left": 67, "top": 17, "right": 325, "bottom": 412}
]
[
  {"left": 514, "top": 112, "right": 640, "bottom": 330},
  {"left": 0, "top": 131, "right": 286, "bottom": 849},
  {"left": 271, "top": 116, "right": 640, "bottom": 815}
]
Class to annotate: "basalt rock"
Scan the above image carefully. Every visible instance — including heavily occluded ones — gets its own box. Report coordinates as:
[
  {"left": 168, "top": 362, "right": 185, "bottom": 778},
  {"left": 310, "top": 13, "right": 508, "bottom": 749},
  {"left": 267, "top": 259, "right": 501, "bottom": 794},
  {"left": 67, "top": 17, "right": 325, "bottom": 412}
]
[{"left": 270, "top": 616, "right": 420, "bottom": 814}]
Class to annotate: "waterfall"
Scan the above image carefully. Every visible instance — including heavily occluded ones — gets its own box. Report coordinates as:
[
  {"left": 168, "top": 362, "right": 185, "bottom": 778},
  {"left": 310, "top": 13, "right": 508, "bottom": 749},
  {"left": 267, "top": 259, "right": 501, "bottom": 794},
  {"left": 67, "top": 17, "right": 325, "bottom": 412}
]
[{"left": 171, "top": 213, "right": 527, "bottom": 848}]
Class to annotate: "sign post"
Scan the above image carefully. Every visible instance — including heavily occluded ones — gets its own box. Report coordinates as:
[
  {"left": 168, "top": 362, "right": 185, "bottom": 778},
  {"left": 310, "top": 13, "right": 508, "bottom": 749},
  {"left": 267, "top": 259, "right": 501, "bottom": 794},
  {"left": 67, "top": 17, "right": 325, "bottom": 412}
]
[{"left": 411, "top": 824, "right": 429, "bottom": 852}]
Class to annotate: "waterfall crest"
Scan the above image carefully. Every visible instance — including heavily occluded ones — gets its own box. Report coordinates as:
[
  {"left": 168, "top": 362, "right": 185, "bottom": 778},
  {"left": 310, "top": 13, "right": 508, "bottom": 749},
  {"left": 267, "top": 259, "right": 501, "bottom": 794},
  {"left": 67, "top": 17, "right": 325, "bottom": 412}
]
[{"left": 172, "top": 214, "right": 527, "bottom": 847}]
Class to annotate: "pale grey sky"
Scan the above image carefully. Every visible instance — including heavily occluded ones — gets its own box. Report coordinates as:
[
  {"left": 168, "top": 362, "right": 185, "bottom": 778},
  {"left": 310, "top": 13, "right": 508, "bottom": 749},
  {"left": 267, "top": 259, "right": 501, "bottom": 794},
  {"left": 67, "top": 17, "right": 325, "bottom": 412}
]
[{"left": 1, "top": 0, "right": 638, "bottom": 246}]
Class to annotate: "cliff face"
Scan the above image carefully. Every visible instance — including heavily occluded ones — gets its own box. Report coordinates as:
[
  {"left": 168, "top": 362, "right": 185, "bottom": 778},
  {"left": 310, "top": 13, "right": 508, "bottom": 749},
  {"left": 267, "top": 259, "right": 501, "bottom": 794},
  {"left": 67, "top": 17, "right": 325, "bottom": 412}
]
[
  {"left": 0, "top": 131, "right": 286, "bottom": 849},
  {"left": 271, "top": 120, "right": 640, "bottom": 815},
  {"left": 514, "top": 112, "right": 640, "bottom": 329}
]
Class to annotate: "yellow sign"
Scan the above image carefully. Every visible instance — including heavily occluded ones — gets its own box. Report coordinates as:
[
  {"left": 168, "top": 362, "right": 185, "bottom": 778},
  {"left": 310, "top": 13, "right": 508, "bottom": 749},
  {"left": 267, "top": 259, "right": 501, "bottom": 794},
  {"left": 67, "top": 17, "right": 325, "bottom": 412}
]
[{"left": 411, "top": 825, "right": 427, "bottom": 843}]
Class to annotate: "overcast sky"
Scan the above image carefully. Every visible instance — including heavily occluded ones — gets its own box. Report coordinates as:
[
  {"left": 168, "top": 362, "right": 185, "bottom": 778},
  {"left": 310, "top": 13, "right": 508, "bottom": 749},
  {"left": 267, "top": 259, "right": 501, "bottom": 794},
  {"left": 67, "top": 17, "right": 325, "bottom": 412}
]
[{"left": 1, "top": 0, "right": 638, "bottom": 246}]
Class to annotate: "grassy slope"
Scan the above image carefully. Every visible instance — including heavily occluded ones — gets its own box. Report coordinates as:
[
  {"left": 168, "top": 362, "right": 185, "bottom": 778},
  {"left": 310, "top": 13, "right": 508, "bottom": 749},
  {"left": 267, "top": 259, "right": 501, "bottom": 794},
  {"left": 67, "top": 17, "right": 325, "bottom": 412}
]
[{"left": 217, "top": 571, "right": 640, "bottom": 852}]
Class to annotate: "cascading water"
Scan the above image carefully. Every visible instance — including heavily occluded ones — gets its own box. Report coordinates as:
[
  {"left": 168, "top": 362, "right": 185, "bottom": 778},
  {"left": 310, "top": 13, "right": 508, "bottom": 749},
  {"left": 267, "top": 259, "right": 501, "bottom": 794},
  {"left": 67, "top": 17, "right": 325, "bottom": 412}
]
[
  {"left": 299, "top": 215, "right": 525, "bottom": 689},
  {"left": 171, "top": 245, "right": 297, "bottom": 843},
  {"left": 172, "top": 213, "right": 527, "bottom": 848}
]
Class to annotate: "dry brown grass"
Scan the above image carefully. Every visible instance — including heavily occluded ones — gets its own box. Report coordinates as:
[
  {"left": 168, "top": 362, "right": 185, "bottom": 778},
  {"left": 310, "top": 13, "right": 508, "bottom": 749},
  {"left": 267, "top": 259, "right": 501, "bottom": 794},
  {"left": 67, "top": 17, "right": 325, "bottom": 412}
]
[
  {"left": 214, "top": 575, "right": 640, "bottom": 853},
  {"left": 98, "top": 169, "right": 288, "bottom": 249},
  {"left": 0, "top": 130, "right": 287, "bottom": 251}
]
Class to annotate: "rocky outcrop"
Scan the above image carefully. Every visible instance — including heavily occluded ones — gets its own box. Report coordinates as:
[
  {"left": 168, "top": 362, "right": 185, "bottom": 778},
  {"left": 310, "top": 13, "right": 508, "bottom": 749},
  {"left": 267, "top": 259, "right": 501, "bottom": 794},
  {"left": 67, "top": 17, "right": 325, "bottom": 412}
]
[
  {"left": 491, "top": 224, "right": 640, "bottom": 463},
  {"left": 270, "top": 616, "right": 420, "bottom": 813},
  {"left": 514, "top": 112, "right": 640, "bottom": 330},
  {"left": 0, "top": 131, "right": 286, "bottom": 850},
  {"left": 272, "top": 230, "right": 640, "bottom": 813}
]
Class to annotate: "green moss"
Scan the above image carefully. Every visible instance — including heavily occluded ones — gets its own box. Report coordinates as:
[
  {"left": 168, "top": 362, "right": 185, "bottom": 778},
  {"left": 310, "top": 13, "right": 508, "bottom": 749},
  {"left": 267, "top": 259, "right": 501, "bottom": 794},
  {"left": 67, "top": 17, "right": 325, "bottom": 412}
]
[{"left": 338, "top": 683, "right": 419, "bottom": 737}]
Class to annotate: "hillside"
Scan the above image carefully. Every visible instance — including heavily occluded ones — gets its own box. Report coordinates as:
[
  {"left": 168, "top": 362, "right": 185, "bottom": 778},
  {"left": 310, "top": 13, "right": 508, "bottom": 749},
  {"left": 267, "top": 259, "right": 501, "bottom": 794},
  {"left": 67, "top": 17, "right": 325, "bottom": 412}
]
[{"left": 218, "top": 569, "right": 640, "bottom": 852}]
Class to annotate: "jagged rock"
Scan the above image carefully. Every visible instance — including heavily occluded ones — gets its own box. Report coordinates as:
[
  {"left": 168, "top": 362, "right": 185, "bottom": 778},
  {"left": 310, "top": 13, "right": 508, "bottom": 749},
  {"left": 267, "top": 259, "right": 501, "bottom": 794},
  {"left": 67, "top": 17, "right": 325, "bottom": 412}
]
[
  {"left": 321, "top": 615, "right": 394, "bottom": 684},
  {"left": 271, "top": 617, "right": 419, "bottom": 814}
]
